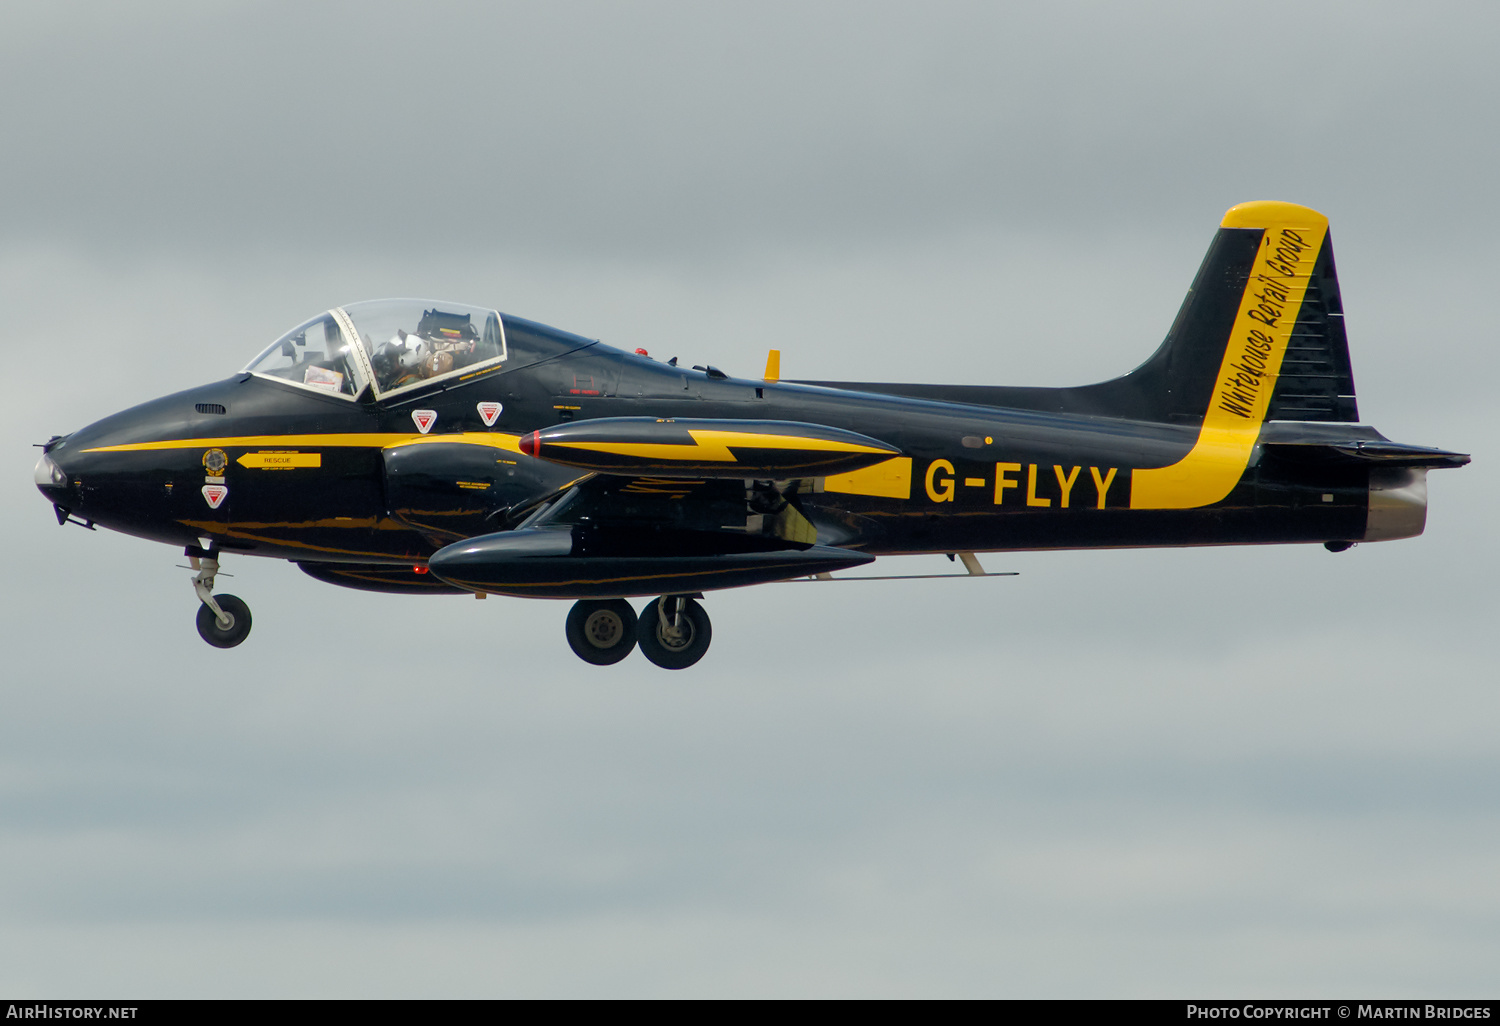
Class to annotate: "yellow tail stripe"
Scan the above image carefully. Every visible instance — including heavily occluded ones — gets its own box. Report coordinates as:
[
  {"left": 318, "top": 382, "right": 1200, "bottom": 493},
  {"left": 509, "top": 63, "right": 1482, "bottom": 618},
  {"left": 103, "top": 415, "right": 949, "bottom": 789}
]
[{"left": 1130, "top": 203, "right": 1328, "bottom": 509}]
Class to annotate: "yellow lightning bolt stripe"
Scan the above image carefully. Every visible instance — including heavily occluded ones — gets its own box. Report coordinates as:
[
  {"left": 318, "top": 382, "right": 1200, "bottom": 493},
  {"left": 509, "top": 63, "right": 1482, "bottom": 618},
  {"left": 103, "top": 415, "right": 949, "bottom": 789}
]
[
  {"left": 824, "top": 457, "right": 913, "bottom": 499},
  {"left": 1130, "top": 202, "right": 1328, "bottom": 510},
  {"left": 549, "top": 429, "right": 891, "bottom": 463},
  {"left": 81, "top": 432, "right": 524, "bottom": 454}
]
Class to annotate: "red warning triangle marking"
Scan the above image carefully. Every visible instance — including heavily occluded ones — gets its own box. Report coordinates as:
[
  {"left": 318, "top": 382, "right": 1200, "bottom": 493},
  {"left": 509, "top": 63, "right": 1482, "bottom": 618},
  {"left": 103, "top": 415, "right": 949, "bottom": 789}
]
[
  {"left": 412, "top": 409, "right": 437, "bottom": 434},
  {"left": 202, "top": 484, "right": 228, "bottom": 509},
  {"left": 477, "top": 401, "right": 502, "bottom": 426}
]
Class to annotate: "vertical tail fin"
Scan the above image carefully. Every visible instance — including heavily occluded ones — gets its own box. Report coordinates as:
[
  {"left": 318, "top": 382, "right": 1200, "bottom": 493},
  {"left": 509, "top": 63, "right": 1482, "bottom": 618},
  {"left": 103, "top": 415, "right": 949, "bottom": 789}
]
[
  {"left": 792, "top": 201, "right": 1359, "bottom": 428},
  {"left": 1262, "top": 219, "right": 1357, "bottom": 423},
  {"left": 1130, "top": 202, "right": 1355, "bottom": 508},
  {"left": 1122, "top": 201, "right": 1357, "bottom": 425}
]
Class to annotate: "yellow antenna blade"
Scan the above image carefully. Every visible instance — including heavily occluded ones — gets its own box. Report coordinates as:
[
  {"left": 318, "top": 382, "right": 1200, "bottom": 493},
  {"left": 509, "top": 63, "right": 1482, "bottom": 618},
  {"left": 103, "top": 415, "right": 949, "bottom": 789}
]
[{"left": 763, "top": 349, "right": 781, "bottom": 383}]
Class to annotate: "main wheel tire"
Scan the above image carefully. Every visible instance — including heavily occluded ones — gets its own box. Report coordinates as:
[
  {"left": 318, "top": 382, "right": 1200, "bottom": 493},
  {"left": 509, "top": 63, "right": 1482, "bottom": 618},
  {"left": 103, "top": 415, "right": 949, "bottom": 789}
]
[
  {"left": 195, "top": 594, "right": 252, "bottom": 648},
  {"left": 565, "top": 599, "right": 639, "bottom": 665},
  {"left": 636, "top": 596, "right": 712, "bottom": 670}
]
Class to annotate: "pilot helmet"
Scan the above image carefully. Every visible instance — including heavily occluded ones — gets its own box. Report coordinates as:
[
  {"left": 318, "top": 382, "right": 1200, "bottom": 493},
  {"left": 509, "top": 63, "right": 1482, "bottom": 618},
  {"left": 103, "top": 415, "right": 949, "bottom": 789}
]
[
  {"left": 370, "top": 340, "right": 399, "bottom": 381},
  {"left": 373, "top": 330, "right": 428, "bottom": 380}
]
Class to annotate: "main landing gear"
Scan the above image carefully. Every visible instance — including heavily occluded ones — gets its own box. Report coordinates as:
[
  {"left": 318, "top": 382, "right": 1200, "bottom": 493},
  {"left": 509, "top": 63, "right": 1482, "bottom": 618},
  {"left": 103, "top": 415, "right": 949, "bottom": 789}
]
[
  {"left": 188, "top": 548, "right": 252, "bottom": 648},
  {"left": 564, "top": 595, "right": 712, "bottom": 669},
  {"left": 565, "top": 599, "right": 637, "bottom": 666}
]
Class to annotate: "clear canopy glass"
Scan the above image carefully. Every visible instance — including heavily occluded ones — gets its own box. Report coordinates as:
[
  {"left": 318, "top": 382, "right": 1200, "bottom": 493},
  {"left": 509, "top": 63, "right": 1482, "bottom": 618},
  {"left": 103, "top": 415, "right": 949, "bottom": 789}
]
[
  {"left": 245, "top": 300, "right": 507, "bottom": 400},
  {"left": 342, "top": 299, "right": 506, "bottom": 398},
  {"left": 244, "top": 312, "right": 367, "bottom": 398}
]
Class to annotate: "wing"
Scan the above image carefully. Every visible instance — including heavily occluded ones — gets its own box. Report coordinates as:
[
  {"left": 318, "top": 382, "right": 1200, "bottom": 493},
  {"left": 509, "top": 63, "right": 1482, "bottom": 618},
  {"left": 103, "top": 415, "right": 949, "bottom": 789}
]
[{"left": 423, "top": 418, "right": 895, "bottom": 598}]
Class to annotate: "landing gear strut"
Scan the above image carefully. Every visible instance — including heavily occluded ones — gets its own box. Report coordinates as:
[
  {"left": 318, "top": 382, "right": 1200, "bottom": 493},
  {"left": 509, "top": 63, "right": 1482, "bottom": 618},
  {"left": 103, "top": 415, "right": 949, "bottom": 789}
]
[
  {"left": 188, "top": 549, "right": 252, "bottom": 648},
  {"left": 636, "top": 596, "right": 712, "bottom": 670},
  {"left": 565, "top": 599, "right": 638, "bottom": 665}
]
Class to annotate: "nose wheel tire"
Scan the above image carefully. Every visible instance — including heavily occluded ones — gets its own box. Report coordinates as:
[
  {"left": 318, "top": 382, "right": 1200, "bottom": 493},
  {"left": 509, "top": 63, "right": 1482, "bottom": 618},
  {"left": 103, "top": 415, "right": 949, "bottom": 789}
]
[
  {"left": 195, "top": 594, "right": 252, "bottom": 648},
  {"left": 565, "top": 599, "right": 639, "bottom": 665},
  {"left": 636, "top": 596, "right": 712, "bottom": 670}
]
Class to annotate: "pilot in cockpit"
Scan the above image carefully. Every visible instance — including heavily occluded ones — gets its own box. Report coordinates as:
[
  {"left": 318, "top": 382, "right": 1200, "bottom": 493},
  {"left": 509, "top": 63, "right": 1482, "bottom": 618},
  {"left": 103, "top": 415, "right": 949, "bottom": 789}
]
[
  {"left": 370, "top": 310, "right": 482, "bottom": 390},
  {"left": 370, "top": 330, "right": 425, "bottom": 389}
]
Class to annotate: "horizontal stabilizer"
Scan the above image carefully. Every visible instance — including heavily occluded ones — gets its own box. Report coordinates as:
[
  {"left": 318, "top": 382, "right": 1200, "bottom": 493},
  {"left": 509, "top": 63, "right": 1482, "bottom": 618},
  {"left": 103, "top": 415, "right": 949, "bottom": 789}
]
[
  {"left": 1261, "top": 440, "right": 1470, "bottom": 469},
  {"left": 518, "top": 417, "right": 899, "bottom": 478}
]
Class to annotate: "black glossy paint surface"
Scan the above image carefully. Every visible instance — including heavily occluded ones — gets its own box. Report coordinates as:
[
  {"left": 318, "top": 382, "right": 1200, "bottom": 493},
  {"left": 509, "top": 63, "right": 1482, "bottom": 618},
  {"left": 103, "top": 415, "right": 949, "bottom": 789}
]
[{"left": 37, "top": 227, "right": 1465, "bottom": 595}]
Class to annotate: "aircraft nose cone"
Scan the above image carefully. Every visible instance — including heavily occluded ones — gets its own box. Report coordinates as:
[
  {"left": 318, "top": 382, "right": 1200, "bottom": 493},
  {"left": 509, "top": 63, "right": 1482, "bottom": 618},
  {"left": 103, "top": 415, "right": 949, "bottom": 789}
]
[{"left": 33, "top": 451, "right": 70, "bottom": 501}]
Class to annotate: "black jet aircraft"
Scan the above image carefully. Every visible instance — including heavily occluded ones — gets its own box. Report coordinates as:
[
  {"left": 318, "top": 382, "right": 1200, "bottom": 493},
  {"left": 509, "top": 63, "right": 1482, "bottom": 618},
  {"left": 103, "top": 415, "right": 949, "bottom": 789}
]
[{"left": 33, "top": 202, "right": 1469, "bottom": 668}]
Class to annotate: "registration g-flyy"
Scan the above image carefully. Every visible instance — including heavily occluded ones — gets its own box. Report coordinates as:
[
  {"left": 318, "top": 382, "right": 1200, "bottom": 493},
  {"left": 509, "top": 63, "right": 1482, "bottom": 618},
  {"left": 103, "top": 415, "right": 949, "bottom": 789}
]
[{"left": 33, "top": 202, "right": 1469, "bottom": 668}]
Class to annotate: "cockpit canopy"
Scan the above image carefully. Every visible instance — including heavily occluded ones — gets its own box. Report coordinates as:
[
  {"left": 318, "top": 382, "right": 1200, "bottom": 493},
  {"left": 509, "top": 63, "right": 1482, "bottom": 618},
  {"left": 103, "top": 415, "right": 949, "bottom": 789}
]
[{"left": 244, "top": 299, "right": 507, "bottom": 401}]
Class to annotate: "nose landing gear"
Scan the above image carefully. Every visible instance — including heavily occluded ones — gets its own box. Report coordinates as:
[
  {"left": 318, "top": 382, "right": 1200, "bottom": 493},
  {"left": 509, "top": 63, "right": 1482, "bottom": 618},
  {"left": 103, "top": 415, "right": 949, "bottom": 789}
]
[
  {"left": 562, "top": 595, "right": 713, "bottom": 668},
  {"left": 196, "top": 594, "right": 252, "bottom": 648},
  {"left": 187, "top": 547, "right": 252, "bottom": 648}
]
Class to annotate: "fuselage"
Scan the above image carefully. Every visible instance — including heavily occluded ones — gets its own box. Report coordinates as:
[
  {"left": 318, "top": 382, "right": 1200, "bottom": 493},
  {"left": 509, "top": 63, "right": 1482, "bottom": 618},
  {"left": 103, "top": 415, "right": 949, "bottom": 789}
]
[
  {"left": 31, "top": 202, "right": 1469, "bottom": 666},
  {"left": 36, "top": 311, "right": 1410, "bottom": 567}
]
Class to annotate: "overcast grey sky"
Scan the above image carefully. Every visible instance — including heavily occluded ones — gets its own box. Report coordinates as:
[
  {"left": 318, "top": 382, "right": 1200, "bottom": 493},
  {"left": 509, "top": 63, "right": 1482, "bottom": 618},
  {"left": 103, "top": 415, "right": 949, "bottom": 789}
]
[{"left": 2, "top": 0, "right": 1496, "bottom": 997}]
